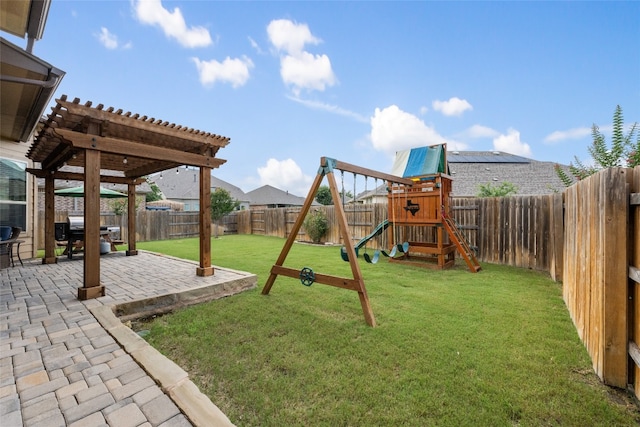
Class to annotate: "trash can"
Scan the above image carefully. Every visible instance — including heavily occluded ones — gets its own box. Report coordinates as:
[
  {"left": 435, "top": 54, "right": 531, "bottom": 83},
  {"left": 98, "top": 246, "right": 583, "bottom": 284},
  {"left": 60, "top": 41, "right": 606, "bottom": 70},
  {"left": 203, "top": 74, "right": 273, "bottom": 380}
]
[{"left": 100, "top": 239, "right": 111, "bottom": 255}]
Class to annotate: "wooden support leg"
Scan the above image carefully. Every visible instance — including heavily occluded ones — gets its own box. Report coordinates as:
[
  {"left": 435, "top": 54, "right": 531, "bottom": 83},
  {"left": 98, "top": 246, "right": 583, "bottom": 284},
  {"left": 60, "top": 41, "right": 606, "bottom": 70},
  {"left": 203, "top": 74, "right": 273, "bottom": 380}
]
[
  {"left": 126, "top": 183, "right": 138, "bottom": 256},
  {"left": 263, "top": 158, "right": 377, "bottom": 327},
  {"left": 327, "top": 172, "right": 376, "bottom": 327},
  {"left": 42, "top": 174, "right": 57, "bottom": 264},
  {"left": 197, "top": 167, "right": 213, "bottom": 276},
  {"left": 263, "top": 171, "right": 324, "bottom": 295},
  {"left": 78, "top": 148, "right": 104, "bottom": 300},
  {"left": 78, "top": 286, "right": 105, "bottom": 300}
]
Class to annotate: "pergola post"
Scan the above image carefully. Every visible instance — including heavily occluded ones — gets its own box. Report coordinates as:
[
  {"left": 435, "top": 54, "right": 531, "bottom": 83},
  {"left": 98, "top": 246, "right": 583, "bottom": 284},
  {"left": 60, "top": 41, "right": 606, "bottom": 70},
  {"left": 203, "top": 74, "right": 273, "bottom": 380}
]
[
  {"left": 27, "top": 96, "right": 230, "bottom": 298},
  {"left": 126, "top": 183, "right": 138, "bottom": 256},
  {"left": 197, "top": 166, "right": 213, "bottom": 277},
  {"left": 78, "top": 148, "right": 105, "bottom": 300},
  {"left": 42, "top": 173, "right": 57, "bottom": 264}
]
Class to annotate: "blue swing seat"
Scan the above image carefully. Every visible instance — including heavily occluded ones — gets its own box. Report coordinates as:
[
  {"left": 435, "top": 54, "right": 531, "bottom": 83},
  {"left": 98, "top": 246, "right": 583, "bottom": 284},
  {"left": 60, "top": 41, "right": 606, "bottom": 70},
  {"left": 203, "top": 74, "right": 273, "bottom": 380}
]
[
  {"left": 364, "top": 250, "right": 380, "bottom": 264},
  {"left": 397, "top": 242, "right": 409, "bottom": 253}
]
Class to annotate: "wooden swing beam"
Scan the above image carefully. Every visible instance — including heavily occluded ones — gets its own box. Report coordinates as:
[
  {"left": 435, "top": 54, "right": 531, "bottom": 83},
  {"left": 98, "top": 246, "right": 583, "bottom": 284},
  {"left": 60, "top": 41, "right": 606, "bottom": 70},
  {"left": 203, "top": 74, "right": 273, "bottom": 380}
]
[{"left": 262, "top": 157, "right": 413, "bottom": 327}]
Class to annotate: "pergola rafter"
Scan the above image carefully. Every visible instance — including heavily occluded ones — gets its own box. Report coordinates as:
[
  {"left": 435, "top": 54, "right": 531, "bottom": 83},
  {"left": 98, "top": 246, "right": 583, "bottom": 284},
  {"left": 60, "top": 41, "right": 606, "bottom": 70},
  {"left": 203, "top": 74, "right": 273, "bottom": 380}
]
[{"left": 27, "top": 95, "right": 229, "bottom": 300}]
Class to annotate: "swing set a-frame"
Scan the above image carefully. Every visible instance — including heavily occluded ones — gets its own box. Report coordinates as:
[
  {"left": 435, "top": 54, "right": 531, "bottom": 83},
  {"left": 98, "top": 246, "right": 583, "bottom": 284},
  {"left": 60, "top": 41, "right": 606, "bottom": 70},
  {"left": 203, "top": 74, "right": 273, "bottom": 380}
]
[
  {"left": 262, "top": 145, "right": 480, "bottom": 327},
  {"left": 261, "top": 157, "right": 412, "bottom": 327}
]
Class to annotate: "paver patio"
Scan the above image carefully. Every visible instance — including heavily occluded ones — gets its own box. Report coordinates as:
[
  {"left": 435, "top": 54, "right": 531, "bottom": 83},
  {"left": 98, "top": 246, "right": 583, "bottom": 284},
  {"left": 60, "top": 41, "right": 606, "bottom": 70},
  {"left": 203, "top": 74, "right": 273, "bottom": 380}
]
[{"left": 0, "top": 251, "right": 257, "bottom": 426}]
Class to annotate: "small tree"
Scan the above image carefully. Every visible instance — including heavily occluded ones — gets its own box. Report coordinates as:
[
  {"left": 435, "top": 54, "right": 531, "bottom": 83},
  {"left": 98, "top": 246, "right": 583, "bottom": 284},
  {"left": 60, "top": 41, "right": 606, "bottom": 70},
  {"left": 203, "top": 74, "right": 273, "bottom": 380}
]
[
  {"left": 146, "top": 180, "right": 163, "bottom": 202},
  {"left": 556, "top": 105, "right": 639, "bottom": 186},
  {"left": 315, "top": 185, "right": 333, "bottom": 205},
  {"left": 110, "top": 197, "right": 139, "bottom": 215},
  {"left": 303, "top": 209, "right": 328, "bottom": 243},
  {"left": 314, "top": 185, "right": 355, "bottom": 205},
  {"left": 477, "top": 181, "right": 518, "bottom": 197},
  {"left": 210, "top": 188, "right": 240, "bottom": 238}
]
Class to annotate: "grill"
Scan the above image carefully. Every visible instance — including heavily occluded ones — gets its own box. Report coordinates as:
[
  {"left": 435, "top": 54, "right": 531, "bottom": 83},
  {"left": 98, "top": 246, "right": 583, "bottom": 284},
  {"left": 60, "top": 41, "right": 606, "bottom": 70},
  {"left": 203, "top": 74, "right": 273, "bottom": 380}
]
[
  {"left": 66, "top": 217, "right": 84, "bottom": 259},
  {"left": 68, "top": 216, "right": 84, "bottom": 233},
  {"left": 57, "top": 217, "right": 109, "bottom": 259}
]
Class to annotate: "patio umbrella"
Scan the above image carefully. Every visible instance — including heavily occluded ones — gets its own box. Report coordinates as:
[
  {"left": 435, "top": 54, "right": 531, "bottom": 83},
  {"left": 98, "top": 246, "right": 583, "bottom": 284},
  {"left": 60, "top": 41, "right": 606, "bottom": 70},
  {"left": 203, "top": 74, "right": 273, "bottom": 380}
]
[{"left": 55, "top": 186, "right": 127, "bottom": 198}]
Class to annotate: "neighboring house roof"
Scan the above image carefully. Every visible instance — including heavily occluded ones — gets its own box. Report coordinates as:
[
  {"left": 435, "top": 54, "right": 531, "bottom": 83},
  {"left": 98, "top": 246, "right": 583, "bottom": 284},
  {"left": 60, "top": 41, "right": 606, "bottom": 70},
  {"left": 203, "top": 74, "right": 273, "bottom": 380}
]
[
  {"left": 152, "top": 167, "right": 249, "bottom": 203},
  {"left": 245, "top": 185, "right": 311, "bottom": 207},
  {"left": 356, "top": 184, "right": 388, "bottom": 203},
  {"left": 448, "top": 151, "right": 573, "bottom": 196}
]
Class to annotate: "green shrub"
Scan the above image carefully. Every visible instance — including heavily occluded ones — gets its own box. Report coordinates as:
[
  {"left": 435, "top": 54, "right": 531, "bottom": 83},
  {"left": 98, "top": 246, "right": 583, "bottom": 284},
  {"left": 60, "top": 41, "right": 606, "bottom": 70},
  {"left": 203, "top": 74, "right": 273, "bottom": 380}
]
[{"left": 303, "top": 209, "right": 328, "bottom": 243}]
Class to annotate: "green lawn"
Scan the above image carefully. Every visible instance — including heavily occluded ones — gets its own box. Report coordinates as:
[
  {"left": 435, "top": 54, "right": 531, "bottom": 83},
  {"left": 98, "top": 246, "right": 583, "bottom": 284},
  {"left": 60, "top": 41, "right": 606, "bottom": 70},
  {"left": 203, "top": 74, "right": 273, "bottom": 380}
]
[{"left": 137, "top": 235, "right": 639, "bottom": 426}]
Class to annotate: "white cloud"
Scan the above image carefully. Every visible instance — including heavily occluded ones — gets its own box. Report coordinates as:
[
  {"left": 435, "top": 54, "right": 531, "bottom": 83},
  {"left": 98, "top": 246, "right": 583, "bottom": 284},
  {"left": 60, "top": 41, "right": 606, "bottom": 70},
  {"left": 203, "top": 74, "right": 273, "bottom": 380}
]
[
  {"left": 133, "top": 0, "right": 212, "bottom": 48},
  {"left": 286, "top": 96, "right": 368, "bottom": 123},
  {"left": 192, "top": 56, "right": 254, "bottom": 88},
  {"left": 432, "top": 97, "right": 473, "bottom": 117},
  {"left": 97, "top": 27, "right": 118, "bottom": 49},
  {"left": 248, "top": 36, "right": 265, "bottom": 54},
  {"left": 370, "top": 105, "right": 467, "bottom": 155},
  {"left": 257, "top": 158, "right": 313, "bottom": 196},
  {"left": 419, "top": 106, "right": 428, "bottom": 115},
  {"left": 493, "top": 129, "right": 532, "bottom": 157},
  {"left": 266, "top": 19, "right": 336, "bottom": 95},
  {"left": 280, "top": 52, "right": 336, "bottom": 95},
  {"left": 463, "top": 124, "right": 500, "bottom": 139},
  {"left": 543, "top": 127, "right": 591, "bottom": 144},
  {"left": 267, "top": 19, "right": 320, "bottom": 55},
  {"left": 96, "top": 27, "right": 132, "bottom": 50}
]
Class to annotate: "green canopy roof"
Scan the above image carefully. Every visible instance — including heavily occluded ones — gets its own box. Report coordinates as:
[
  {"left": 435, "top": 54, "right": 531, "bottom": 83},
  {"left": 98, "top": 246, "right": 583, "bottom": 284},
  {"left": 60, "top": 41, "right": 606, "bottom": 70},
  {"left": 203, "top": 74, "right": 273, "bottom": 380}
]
[
  {"left": 55, "top": 186, "right": 127, "bottom": 198},
  {"left": 391, "top": 144, "right": 449, "bottom": 178}
]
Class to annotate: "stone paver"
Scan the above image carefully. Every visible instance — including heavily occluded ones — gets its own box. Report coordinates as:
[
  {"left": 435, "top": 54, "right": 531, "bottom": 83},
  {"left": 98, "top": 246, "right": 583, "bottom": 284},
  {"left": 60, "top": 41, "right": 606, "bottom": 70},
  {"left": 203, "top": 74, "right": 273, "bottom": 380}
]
[{"left": 1, "top": 251, "right": 256, "bottom": 426}]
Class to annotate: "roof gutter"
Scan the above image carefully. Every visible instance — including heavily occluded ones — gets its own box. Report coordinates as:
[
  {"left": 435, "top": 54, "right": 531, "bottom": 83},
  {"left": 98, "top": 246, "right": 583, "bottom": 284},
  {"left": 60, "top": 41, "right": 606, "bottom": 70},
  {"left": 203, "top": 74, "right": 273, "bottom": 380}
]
[
  {"left": 0, "top": 72, "right": 61, "bottom": 89},
  {"left": 0, "top": 37, "right": 65, "bottom": 142}
]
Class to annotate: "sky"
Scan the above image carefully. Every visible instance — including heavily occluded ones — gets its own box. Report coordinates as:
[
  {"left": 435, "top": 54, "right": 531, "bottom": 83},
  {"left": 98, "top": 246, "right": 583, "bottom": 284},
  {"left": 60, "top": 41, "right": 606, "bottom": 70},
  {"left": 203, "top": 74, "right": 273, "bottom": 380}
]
[{"left": 6, "top": 0, "right": 639, "bottom": 197}]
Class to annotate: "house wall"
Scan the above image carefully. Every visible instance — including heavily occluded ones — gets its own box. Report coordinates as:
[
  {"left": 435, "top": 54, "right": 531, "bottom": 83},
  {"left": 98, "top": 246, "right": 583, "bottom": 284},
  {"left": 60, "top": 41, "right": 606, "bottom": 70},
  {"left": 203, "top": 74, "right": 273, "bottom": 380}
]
[{"left": 1, "top": 140, "right": 36, "bottom": 260}]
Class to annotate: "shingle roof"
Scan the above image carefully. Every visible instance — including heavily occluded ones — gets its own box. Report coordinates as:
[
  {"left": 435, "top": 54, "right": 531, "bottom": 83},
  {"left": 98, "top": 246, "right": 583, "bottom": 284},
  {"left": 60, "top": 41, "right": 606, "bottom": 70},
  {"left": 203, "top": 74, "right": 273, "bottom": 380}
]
[
  {"left": 356, "top": 184, "right": 387, "bottom": 202},
  {"left": 447, "top": 151, "right": 573, "bottom": 196},
  {"left": 448, "top": 151, "right": 530, "bottom": 164},
  {"left": 152, "top": 167, "right": 249, "bottom": 202},
  {"left": 245, "top": 185, "right": 309, "bottom": 206}
]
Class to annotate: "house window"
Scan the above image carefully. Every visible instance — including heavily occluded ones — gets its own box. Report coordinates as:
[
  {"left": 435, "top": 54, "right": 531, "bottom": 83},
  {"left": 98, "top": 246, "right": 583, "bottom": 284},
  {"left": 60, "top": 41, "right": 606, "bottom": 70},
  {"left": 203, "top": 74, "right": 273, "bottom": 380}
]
[{"left": 0, "top": 158, "right": 27, "bottom": 231}]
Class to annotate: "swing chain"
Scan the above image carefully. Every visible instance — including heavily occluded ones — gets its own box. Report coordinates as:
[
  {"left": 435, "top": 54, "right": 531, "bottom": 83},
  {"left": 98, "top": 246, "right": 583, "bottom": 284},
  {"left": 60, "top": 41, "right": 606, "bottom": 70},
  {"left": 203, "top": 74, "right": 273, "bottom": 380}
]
[{"left": 341, "top": 170, "right": 345, "bottom": 206}]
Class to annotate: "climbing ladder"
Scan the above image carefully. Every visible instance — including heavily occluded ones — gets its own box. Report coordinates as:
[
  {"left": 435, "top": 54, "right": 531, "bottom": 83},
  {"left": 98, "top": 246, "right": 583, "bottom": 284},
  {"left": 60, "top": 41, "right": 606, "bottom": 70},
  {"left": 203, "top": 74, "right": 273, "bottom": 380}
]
[{"left": 441, "top": 210, "right": 481, "bottom": 273}]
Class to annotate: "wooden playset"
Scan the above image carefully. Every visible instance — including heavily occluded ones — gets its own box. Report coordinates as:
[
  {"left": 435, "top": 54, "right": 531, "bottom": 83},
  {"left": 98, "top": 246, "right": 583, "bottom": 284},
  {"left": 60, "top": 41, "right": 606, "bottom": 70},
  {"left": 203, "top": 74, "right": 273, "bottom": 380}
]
[
  {"left": 386, "top": 144, "right": 481, "bottom": 272},
  {"left": 262, "top": 144, "right": 479, "bottom": 326}
]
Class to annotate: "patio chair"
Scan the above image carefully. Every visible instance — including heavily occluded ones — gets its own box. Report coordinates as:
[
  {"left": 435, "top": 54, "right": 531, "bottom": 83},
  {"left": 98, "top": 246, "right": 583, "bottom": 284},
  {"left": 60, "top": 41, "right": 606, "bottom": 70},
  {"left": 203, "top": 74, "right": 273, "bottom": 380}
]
[{"left": 0, "top": 226, "right": 22, "bottom": 268}]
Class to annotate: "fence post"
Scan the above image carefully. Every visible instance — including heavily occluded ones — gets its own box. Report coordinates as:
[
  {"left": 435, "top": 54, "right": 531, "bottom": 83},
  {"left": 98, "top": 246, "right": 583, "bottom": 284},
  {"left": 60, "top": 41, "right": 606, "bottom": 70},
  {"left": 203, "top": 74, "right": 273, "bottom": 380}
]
[{"left": 602, "top": 169, "right": 630, "bottom": 387}]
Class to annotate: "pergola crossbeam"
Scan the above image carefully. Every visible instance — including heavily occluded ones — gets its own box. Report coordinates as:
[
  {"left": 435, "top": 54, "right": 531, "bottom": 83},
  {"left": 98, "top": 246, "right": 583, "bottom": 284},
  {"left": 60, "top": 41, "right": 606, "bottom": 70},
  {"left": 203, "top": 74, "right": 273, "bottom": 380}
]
[
  {"left": 55, "top": 129, "right": 226, "bottom": 172},
  {"left": 26, "top": 95, "right": 229, "bottom": 300},
  {"left": 26, "top": 168, "right": 145, "bottom": 185}
]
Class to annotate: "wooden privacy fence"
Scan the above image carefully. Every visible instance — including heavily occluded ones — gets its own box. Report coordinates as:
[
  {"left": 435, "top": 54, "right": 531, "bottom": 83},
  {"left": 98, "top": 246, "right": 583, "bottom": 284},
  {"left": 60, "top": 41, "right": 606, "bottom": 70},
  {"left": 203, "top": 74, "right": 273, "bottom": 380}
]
[
  {"left": 44, "top": 194, "right": 564, "bottom": 278},
  {"left": 227, "top": 195, "right": 563, "bottom": 276},
  {"left": 473, "top": 194, "right": 564, "bottom": 280},
  {"left": 37, "top": 211, "right": 201, "bottom": 247},
  {"left": 562, "top": 167, "right": 639, "bottom": 398}
]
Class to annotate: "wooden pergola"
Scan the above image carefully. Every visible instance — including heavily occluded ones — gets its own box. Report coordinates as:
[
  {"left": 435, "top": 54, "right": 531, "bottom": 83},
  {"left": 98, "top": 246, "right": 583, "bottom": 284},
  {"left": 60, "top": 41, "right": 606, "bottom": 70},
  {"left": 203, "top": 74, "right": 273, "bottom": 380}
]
[{"left": 26, "top": 95, "right": 229, "bottom": 300}]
